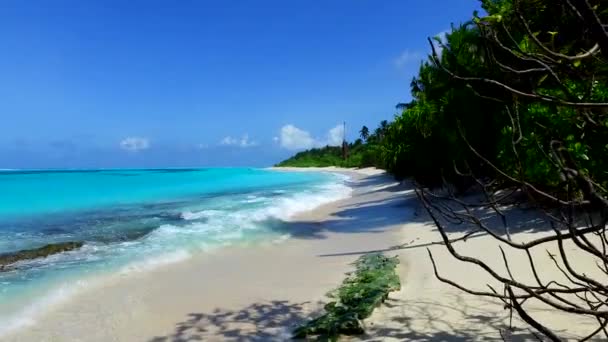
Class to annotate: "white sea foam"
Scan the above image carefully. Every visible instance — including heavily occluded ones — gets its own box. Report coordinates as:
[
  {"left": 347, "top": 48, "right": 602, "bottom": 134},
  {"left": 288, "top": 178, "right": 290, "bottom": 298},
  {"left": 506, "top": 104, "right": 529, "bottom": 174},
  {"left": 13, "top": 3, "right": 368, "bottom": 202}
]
[
  {"left": 251, "top": 179, "right": 352, "bottom": 222},
  {"left": 182, "top": 176, "right": 352, "bottom": 228},
  {"left": 0, "top": 249, "right": 192, "bottom": 339},
  {"left": 243, "top": 195, "right": 264, "bottom": 203},
  {"left": 272, "top": 234, "right": 291, "bottom": 244},
  {"left": 0, "top": 279, "right": 90, "bottom": 338},
  {"left": 181, "top": 209, "right": 222, "bottom": 220},
  {"left": 0, "top": 174, "right": 353, "bottom": 337},
  {"left": 119, "top": 249, "right": 191, "bottom": 274}
]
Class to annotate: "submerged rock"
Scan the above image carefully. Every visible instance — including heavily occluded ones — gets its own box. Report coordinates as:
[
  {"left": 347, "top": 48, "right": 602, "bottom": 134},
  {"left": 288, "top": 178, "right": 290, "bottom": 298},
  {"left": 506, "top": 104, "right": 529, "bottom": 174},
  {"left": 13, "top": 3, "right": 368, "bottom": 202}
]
[{"left": 0, "top": 241, "right": 84, "bottom": 271}]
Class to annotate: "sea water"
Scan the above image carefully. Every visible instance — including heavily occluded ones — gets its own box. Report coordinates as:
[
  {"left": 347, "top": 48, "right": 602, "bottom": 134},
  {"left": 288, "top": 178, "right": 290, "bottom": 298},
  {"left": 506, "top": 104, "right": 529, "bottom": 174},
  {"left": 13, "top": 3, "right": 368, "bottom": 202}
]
[{"left": 0, "top": 168, "right": 351, "bottom": 335}]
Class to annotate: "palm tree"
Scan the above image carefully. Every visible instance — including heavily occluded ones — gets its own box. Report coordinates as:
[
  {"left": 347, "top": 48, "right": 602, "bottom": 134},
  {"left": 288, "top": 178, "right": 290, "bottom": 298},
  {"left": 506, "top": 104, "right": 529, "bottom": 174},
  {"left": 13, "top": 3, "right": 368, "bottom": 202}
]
[
  {"left": 359, "top": 126, "right": 369, "bottom": 141},
  {"left": 376, "top": 120, "right": 389, "bottom": 140},
  {"left": 395, "top": 102, "right": 409, "bottom": 111},
  {"left": 379, "top": 120, "right": 389, "bottom": 133}
]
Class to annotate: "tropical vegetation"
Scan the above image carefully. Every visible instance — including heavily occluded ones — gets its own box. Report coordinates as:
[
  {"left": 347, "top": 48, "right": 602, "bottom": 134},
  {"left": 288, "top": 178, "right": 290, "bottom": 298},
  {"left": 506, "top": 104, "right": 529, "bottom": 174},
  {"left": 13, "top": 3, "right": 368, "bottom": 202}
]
[
  {"left": 275, "top": 121, "right": 389, "bottom": 168},
  {"left": 279, "top": 0, "right": 608, "bottom": 198},
  {"left": 284, "top": 1, "right": 608, "bottom": 338}
]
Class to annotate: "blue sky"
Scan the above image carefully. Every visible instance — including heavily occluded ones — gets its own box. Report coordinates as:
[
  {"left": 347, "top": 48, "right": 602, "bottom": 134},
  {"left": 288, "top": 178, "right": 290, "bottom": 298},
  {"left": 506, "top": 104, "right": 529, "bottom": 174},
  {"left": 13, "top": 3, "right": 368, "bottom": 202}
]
[{"left": 0, "top": 0, "right": 479, "bottom": 168}]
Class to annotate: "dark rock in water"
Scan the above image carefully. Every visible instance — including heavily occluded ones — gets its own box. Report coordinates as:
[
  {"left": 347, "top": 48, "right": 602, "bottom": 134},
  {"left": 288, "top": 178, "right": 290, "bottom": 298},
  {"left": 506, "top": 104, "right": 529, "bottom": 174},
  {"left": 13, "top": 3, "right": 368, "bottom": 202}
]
[
  {"left": 92, "top": 227, "right": 155, "bottom": 243},
  {"left": 0, "top": 241, "right": 84, "bottom": 271},
  {"left": 157, "top": 212, "right": 185, "bottom": 222},
  {"left": 40, "top": 227, "right": 69, "bottom": 235}
]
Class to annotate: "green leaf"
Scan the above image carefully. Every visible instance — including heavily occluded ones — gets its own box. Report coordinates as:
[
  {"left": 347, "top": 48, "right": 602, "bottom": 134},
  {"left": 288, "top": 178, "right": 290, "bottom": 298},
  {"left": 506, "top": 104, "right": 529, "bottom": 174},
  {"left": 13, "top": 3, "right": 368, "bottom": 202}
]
[{"left": 480, "top": 14, "right": 502, "bottom": 23}]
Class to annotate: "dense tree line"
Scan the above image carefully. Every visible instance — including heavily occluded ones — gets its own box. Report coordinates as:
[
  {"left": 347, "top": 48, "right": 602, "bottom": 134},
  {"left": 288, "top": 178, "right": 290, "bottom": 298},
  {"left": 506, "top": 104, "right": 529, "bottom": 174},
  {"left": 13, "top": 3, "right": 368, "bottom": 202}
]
[
  {"left": 383, "top": 0, "right": 608, "bottom": 198},
  {"left": 275, "top": 120, "right": 390, "bottom": 168},
  {"left": 409, "top": 0, "right": 608, "bottom": 340},
  {"left": 278, "top": 0, "right": 608, "bottom": 338},
  {"left": 281, "top": 0, "right": 607, "bottom": 200}
]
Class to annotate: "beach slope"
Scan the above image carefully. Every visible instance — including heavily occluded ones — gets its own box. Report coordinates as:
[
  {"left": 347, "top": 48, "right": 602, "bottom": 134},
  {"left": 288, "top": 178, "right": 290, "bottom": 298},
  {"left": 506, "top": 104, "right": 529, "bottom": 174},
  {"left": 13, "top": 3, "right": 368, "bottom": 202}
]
[
  {"left": 8, "top": 167, "right": 597, "bottom": 341},
  {"left": 7, "top": 168, "right": 412, "bottom": 341}
]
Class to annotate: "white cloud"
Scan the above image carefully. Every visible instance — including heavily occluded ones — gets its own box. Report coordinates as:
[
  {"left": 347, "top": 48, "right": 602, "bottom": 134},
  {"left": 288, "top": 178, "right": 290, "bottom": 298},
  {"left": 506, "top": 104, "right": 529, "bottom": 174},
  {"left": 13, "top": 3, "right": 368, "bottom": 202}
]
[
  {"left": 394, "top": 50, "right": 423, "bottom": 68},
  {"left": 120, "top": 137, "right": 150, "bottom": 152},
  {"left": 220, "top": 134, "right": 258, "bottom": 148},
  {"left": 279, "top": 125, "right": 317, "bottom": 150},
  {"left": 220, "top": 136, "right": 238, "bottom": 146},
  {"left": 327, "top": 124, "right": 345, "bottom": 146},
  {"left": 278, "top": 124, "right": 345, "bottom": 150},
  {"left": 239, "top": 134, "right": 258, "bottom": 147}
]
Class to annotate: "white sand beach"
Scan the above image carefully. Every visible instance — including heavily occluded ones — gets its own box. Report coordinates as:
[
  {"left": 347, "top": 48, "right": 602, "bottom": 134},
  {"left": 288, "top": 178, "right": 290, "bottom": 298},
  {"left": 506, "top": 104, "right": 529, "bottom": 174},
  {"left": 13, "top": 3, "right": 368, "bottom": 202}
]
[{"left": 6, "top": 167, "right": 600, "bottom": 341}]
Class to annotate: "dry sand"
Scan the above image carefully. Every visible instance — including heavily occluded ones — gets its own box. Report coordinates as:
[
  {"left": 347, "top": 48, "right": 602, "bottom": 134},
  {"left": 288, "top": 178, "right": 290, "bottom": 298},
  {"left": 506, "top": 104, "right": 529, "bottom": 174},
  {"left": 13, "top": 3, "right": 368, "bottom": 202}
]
[{"left": 6, "top": 167, "right": 602, "bottom": 341}]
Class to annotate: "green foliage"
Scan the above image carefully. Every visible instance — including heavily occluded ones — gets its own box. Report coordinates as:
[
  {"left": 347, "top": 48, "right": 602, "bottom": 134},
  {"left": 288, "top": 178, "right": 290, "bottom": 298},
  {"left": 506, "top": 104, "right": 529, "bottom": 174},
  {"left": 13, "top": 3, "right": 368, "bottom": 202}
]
[
  {"left": 482, "top": 0, "right": 608, "bottom": 194},
  {"left": 293, "top": 254, "right": 400, "bottom": 341},
  {"left": 276, "top": 122, "right": 389, "bottom": 169},
  {"left": 381, "top": 24, "right": 505, "bottom": 188},
  {"left": 359, "top": 126, "right": 370, "bottom": 141},
  {"left": 278, "top": 0, "right": 608, "bottom": 198},
  {"left": 276, "top": 145, "right": 352, "bottom": 168},
  {"left": 379, "top": 0, "right": 608, "bottom": 195}
]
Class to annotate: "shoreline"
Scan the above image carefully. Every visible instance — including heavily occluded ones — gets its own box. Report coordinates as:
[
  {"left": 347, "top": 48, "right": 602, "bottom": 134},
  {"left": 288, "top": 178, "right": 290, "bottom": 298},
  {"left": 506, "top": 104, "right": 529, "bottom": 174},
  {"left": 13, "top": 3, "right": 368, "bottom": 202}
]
[
  {"left": 6, "top": 167, "right": 411, "bottom": 341},
  {"left": 6, "top": 166, "right": 598, "bottom": 341},
  {"left": 0, "top": 167, "right": 355, "bottom": 338}
]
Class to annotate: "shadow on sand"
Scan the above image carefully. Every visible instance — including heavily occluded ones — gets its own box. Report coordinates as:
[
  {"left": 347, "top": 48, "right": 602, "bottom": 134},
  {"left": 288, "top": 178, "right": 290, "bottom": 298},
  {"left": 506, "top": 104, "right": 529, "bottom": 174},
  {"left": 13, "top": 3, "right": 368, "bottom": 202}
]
[
  {"left": 148, "top": 295, "right": 554, "bottom": 341},
  {"left": 151, "top": 175, "right": 564, "bottom": 341},
  {"left": 148, "top": 300, "right": 317, "bottom": 342},
  {"left": 362, "top": 294, "right": 572, "bottom": 342},
  {"left": 300, "top": 186, "right": 555, "bottom": 258},
  {"left": 266, "top": 177, "right": 421, "bottom": 240}
]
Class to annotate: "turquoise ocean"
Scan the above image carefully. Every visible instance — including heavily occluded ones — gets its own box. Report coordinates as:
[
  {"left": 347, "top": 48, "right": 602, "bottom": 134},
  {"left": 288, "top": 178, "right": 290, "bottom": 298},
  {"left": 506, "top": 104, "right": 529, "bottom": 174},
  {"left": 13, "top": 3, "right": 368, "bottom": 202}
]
[{"left": 0, "top": 168, "right": 351, "bottom": 335}]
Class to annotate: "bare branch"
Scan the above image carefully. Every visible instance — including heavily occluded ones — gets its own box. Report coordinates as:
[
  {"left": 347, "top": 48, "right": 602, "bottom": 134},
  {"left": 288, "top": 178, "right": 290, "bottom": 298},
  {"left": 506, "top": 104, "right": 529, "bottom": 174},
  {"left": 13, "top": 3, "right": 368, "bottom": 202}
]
[{"left": 514, "top": 0, "right": 600, "bottom": 61}]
